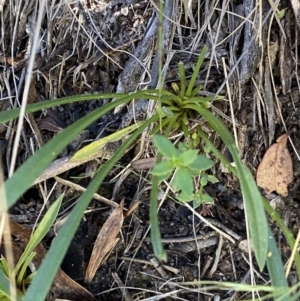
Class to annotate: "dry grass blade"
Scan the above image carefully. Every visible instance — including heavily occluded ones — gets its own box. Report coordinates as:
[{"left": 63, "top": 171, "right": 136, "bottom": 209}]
[
  {"left": 85, "top": 199, "right": 125, "bottom": 283},
  {"left": 54, "top": 176, "right": 119, "bottom": 208},
  {"left": 112, "top": 272, "right": 133, "bottom": 301},
  {"left": 256, "top": 133, "right": 293, "bottom": 196}
]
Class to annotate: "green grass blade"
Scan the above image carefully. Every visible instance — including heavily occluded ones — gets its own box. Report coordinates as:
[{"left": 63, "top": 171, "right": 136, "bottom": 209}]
[
  {"left": 266, "top": 226, "right": 290, "bottom": 301},
  {"left": 0, "top": 269, "right": 11, "bottom": 300},
  {"left": 2, "top": 93, "right": 143, "bottom": 209},
  {"left": 22, "top": 114, "right": 158, "bottom": 301},
  {"left": 71, "top": 122, "right": 142, "bottom": 161},
  {"left": 186, "top": 46, "right": 208, "bottom": 97},
  {"left": 197, "top": 128, "right": 237, "bottom": 175},
  {"left": 0, "top": 258, "right": 9, "bottom": 276},
  {"left": 16, "top": 252, "right": 35, "bottom": 288},
  {"left": 0, "top": 93, "right": 123, "bottom": 123},
  {"left": 263, "top": 198, "right": 300, "bottom": 278},
  {"left": 287, "top": 286, "right": 300, "bottom": 301},
  {"left": 0, "top": 90, "right": 160, "bottom": 123},
  {"left": 151, "top": 113, "right": 182, "bottom": 135},
  {"left": 186, "top": 104, "right": 268, "bottom": 270},
  {"left": 178, "top": 62, "right": 186, "bottom": 99},
  {"left": 150, "top": 117, "right": 178, "bottom": 262},
  {"left": 150, "top": 173, "right": 167, "bottom": 261},
  {"left": 15, "top": 195, "right": 63, "bottom": 275}
]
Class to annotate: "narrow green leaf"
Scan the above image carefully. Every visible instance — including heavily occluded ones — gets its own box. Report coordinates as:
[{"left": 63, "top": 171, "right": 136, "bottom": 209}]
[
  {"left": 186, "top": 46, "right": 208, "bottom": 97},
  {"left": 263, "top": 198, "right": 300, "bottom": 278},
  {"left": 153, "top": 135, "right": 179, "bottom": 158},
  {"left": 160, "top": 106, "right": 174, "bottom": 117},
  {"left": 15, "top": 195, "right": 63, "bottom": 275},
  {"left": 0, "top": 93, "right": 125, "bottom": 123},
  {"left": 16, "top": 252, "right": 35, "bottom": 287},
  {"left": 0, "top": 258, "right": 9, "bottom": 276},
  {"left": 190, "top": 85, "right": 202, "bottom": 97},
  {"left": 173, "top": 167, "right": 193, "bottom": 195},
  {"left": 197, "top": 128, "right": 237, "bottom": 175},
  {"left": 0, "top": 90, "right": 161, "bottom": 123},
  {"left": 266, "top": 226, "right": 290, "bottom": 301},
  {"left": 185, "top": 96, "right": 215, "bottom": 105},
  {"left": 182, "top": 122, "right": 189, "bottom": 138},
  {"left": 23, "top": 115, "right": 158, "bottom": 301},
  {"left": 186, "top": 103, "right": 268, "bottom": 270},
  {"left": 287, "top": 288, "right": 300, "bottom": 301},
  {"left": 151, "top": 112, "right": 182, "bottom": 135},
  {"left": 235, "top": 164, "right": 268, "bottom": 270},
  {"left": 71, "top": 123, "right": 142, "bottom": 161},
  {"left": 160, "top": 95, "right": 176, "bottom": 106},
  {"left": 178, "top": 62, "right": 186, "bottom": 99},
  {"left": 23, "top": 272, "right": 36, "bottom": 286},
  {"left": 151, "top": 116, "right": 172, "bottom": 135},
  {"left": 150, "top": 174, "right": 167, "bottom": 262},
  {"left": 0, "top": 269, "right": 11, "bottom": 300},
  {"left": 150, "top": 114, "right": 176, "bottom": 263}
]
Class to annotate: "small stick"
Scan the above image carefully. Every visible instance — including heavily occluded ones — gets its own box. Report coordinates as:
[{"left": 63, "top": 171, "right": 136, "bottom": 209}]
[
  {"left": 204, "top": 218, "right": 242, "bottom": 241},
  {"left": 54, "top": 176, "right": 119, "bottom": 208},
  {"left": 184, "top": 203, "right": 236, "bottom": 243},
  {"left": 229, "top": 245, "right": 237, "bottom": 281},
  {"left": 144, "top": 231, "right": 217, "bottom": 243},
  {"left": 209, "top": 235, "right": 223, "bottom": 276},
  {"left": 112, "top": 272, "right": 133, "bottom": 301},
  {"left": 120, "top": 256, "right": 179, "bottom": 275},
  {"left": 150, "top": 257, "right": 168, "bottom": 278},
  {"left": 200, "top": 255, "right": 214, "bottom": 278}
]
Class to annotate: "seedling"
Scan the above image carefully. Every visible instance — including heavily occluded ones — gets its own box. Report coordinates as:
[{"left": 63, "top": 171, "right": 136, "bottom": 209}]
[
  {"left": 152, "top": 135, "right": 217, "bottom": 207},
  {"left": 0, "top": 195, "right": 63, "bottom": 300}
]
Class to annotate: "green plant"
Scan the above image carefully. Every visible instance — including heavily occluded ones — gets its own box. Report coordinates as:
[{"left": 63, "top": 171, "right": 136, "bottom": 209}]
[
  {"left": 0, "top": 195, "right": 62, "bottom": 300},
  {"left": 148, "top": 46, "right": 292, "bottom": 300},
  {"left": 149, "top": 46, "right": 269, "bottom": 269},
  {"left": 151, "top": 135, "right": 216, "bottom": 207}
]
